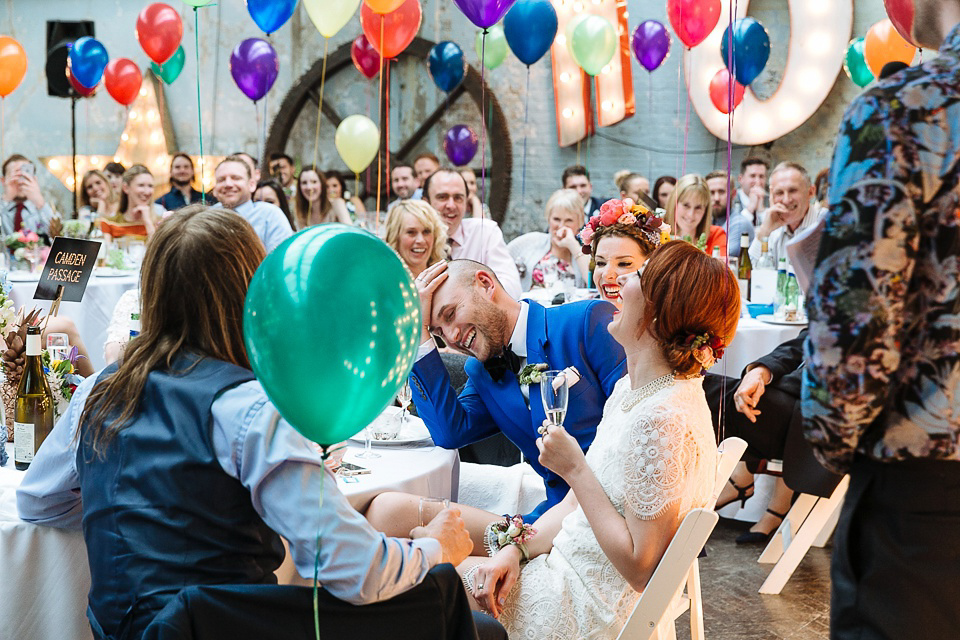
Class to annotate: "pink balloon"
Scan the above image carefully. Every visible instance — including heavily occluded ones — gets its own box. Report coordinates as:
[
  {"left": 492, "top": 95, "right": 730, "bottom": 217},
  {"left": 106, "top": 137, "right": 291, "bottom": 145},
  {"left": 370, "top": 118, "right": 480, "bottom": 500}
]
[
  {"left": 709, "top": 68, "right": 744, "bottom": 114},
  {"left": 667, "top": 0, "right": 721, "bottom": 49},
  {"left": 351, "top": 34, "right": 380, "bottom": 79}
]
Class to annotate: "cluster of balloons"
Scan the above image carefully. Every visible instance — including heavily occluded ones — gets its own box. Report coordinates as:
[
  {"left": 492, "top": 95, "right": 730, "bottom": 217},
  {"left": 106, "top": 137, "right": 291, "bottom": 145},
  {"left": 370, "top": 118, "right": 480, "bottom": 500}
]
[
  {"left": 844, "top": 18, "right": 916, "bottom": 88},
  {"left": 360, "top": 0, "right": 423, "bottom": 60}
]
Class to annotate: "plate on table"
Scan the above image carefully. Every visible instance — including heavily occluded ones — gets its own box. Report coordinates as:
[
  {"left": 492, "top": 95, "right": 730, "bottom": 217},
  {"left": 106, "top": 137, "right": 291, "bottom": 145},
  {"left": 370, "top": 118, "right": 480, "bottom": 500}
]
[
  {"left": 94, "top": 268, "right": 135, "bottom": 278},
  {"left": 348, "top": 408, "right": 433, "bottom": 447},
  {"left": 6, "top": 272, "right": 39, "bottom": 282},
  {"left": 757, "top": 314, "right": 807, "bottom": 326}
]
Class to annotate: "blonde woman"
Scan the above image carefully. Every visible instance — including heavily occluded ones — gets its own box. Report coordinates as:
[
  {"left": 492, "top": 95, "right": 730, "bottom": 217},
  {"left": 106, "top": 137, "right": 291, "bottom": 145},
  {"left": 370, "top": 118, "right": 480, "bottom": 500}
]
[
  {"left": 507, "top": 189, "right": 589, "bottom": 291},
  {"left": 98, "top": 165, "right": 166, "bottom": 242},
  {"left": 384, "top": 199, "right": 449, "bottom": 278},
  {"left": 78, "top": 170, "right": 119, "bottom": 222},
  {"left": 664, "top": 173, "right": 727, "bottom": 257}
]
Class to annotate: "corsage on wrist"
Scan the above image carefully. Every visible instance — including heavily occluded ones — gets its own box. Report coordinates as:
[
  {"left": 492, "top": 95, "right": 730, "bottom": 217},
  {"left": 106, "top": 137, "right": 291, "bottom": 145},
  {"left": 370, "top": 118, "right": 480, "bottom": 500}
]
[{"left": 484, "top": 515, "right": 537, "bottom": 561}]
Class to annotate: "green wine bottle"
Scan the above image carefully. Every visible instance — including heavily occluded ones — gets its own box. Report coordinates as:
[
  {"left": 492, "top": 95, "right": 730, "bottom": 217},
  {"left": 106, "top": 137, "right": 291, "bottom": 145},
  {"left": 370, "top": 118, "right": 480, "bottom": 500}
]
[
  {"left": 737, "top": 234, "right": 752, "bottom": 300},
  {"left": 14, "top": 326, "right": 55, "bottom": 471}
]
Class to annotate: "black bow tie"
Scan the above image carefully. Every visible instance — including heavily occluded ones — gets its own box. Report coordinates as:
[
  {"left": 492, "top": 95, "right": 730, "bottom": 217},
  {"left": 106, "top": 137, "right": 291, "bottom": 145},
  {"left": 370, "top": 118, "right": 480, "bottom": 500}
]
[{"left": 484, "top": 344, "right": 522, "bottom": 382}]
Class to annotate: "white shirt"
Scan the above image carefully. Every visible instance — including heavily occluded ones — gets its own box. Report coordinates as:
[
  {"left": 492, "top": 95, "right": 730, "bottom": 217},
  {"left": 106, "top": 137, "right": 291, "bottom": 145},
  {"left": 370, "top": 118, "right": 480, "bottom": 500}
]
[
  {"left": 448, "top": 218, "right": 523, "bottom": 299},
  {"left": 748, "top": 202, "right": 823, "bottom": 268},
  {"left": 215, "top": 199, "right": 293, "bottom": 253}
]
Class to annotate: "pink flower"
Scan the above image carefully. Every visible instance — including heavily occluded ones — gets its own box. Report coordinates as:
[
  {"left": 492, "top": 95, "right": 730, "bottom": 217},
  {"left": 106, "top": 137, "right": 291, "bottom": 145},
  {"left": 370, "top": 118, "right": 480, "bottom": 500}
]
[
  {"left": 26, "top": 231, "right": 39, "bottom": 243},
  {"left": 532, "top": 268, "right": 544, "bottom": 285},
  {"left": 579, "top": 226, "right": 595, "bottom": 245},
  {"left": 617, "top": 213, "right": 636, "bottom": 225}
]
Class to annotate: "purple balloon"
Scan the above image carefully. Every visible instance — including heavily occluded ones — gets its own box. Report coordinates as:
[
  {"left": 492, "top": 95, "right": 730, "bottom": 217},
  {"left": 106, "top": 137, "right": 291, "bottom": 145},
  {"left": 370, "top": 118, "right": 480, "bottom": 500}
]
[
  {"left": 230, "top": 38, "right": 279, "bottom": 102},
  {"left": 453, "top": 0, "right": 518, "bottom": 29},
  {"left": 632, "top": 20, "right": 672, "bottom": 72},
  {"left": 443, "top": 125, "right": 479, "bottom": 167}
]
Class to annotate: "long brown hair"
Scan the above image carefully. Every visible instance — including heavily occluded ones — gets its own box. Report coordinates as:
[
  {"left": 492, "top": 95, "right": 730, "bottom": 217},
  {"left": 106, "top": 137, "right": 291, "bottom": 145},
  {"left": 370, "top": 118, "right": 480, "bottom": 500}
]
[
  {"left": 118, "top": 164, "right": 154, "bottom": 213},
  {"left": 79, "top": 169, "right": 117, "bottom": 209},
  {"left": 79, "top": 206, "right": 266, "bottom": 456},
  {"left": 665, "top": 174, "right": 712, "bottom": 240},
  {"left": 294, "top": 165, "right": 329, "bottom": 229}
]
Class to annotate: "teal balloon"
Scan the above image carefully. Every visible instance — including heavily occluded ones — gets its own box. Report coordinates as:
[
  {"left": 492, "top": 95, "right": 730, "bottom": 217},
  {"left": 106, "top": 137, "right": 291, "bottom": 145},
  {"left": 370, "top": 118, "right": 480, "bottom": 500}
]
[
  {"left": 844, "top": 38, "right": 874, "bottom": 88},
  {"left": 243, "top": 225, "right": 422, "bottom": 446},
  {"left": 151, "top": 45, "right": 185, "bottom": 84},
  {"left": 475, "top": 25, "right": 508, "bottom": 70},
  {"left": 569, "top": 15, "right": 616, "bottom": 76}
]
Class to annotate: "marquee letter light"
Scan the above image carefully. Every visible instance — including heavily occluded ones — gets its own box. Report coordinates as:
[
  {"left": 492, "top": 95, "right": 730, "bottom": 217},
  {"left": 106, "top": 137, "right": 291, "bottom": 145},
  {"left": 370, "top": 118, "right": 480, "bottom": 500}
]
[
  {"left": 551, "top": 0, "right": 634, "bottom": 148},
  {"left": 686, "top": 0, "right": 853, "bottom": 145}
]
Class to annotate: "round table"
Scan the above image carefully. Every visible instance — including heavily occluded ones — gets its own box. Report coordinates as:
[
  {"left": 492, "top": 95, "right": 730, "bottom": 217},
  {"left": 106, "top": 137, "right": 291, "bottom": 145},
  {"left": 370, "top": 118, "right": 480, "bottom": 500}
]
[
  {"left": 8, "top": 272, "right": 139, "bottom": 371},
  {"left": 714, "top": 316, "right": 806, "bottom": 377}
]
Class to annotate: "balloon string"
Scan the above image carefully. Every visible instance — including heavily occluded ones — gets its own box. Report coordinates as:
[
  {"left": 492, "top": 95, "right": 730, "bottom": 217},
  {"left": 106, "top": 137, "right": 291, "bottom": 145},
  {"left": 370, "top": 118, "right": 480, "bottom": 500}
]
[
  {"left": 576, "top": 140, "right": 581, "bottom": 166},
  {"left": 313, "top": 445, "right": 332, "bottom": 640},
  {"left": 480, "top": 29, "right": 487, "bottom": 209},
  {"left": 194, "top": 8, "right": 206, "bottom": 205},
  {"left": 682, "top": 53, "right": 691, "bottom": 175},
  {"left": 312, "top": 37, "right": 329, "bottom": 170},
  {"left": 375, "top": 19, "right": 385, "bottom": 217},
  {"left": 521, "top": 66, "right": 530, "bottom": 200},
  {"left": 1, "top": 98, "right": 4, "bottom": 173},
  {"left": 385, "top": 58, "right": 391, "bottom": 221}
]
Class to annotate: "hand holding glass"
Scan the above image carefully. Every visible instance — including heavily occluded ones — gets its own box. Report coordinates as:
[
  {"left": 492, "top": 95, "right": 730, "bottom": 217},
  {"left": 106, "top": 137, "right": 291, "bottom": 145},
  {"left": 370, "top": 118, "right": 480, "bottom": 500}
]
[{"left": 540, "top": 370, "right": 569, "bottom": 428}]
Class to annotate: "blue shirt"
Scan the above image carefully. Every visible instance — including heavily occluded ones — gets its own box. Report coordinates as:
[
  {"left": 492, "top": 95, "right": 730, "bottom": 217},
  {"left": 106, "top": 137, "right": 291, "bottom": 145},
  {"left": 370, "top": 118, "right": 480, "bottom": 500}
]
[
  {"left": 215, "top": 199, "right": 293, "bottom": 253},
  {"left": 16, "top": 374, "right": 441, "bottom": 605},
  {"left": 155, "top": 186, "right": 215, "bottom": 211}
]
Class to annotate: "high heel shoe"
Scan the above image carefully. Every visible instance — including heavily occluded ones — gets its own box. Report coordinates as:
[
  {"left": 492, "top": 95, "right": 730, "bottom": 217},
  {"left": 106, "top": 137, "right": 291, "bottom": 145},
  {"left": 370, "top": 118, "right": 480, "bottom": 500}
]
[
  {"left": 735, "top": 508, "right": 787, "bottom": 545},
  {"left": 715, "top": 478, "right": 755, "bottom": 510}
]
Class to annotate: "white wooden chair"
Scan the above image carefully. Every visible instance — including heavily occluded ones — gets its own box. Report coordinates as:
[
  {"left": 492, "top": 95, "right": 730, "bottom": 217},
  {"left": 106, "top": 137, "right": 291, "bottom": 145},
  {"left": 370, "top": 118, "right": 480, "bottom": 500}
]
[{"left": 617, "top": 437, "right": 748, "bottom": 640}]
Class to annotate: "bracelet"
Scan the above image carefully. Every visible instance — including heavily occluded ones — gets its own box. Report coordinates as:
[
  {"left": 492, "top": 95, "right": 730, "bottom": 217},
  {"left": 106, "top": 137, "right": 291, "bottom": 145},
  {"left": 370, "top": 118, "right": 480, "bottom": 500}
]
[{"left": 484, "top": 515, "right": 536, "bottom": 561}]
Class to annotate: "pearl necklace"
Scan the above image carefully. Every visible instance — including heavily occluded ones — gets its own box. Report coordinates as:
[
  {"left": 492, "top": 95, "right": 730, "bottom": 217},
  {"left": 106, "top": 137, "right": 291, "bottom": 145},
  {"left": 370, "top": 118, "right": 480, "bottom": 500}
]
[{"left": 620, "top": 373, "right": 676, "bottom": 411}]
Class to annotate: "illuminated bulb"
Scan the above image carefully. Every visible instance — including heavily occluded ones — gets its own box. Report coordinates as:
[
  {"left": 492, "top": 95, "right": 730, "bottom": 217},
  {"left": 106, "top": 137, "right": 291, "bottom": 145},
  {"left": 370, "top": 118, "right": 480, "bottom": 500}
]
[
  {"left": 49, "top": 159, "right": 60, "bottom": 171},
  {"left": 601, "top": 65, "right": 612, "bottom": 75},
  {"left": 121, "top": 133, "right": 129, "bottom": 141},
  {"left": 66, "top": 177, "right": 75, "bottom": 187},
  {"left": 556, "top": 34, "right": 566, "bottom": 46},
  {"left": 798, "top": 68, "right": 824, "bottom": 93},
  {"left": 90, "top": 156, "right": 99, "bottom": 166},
  {"left": 562, "top": 107, "right": 574, "bottom": 118},
  {"left": 591, "top": 0, "right": 600, "bottom": 4},
  {"left": 560, "top": 72, "right": 571, "bottom": 83},
  {"left": 148, "top": 109, "right": 158, "bottom": 121},
  {"left": 601, "top": 100, "right": 613, "bottom": 111},
  {"left": 130, "top": 111, "right": 138, "bottom": 120},
  {"left": 139, "top": 88, "right": 147, "bottom": 97},
  {"left": 808, "top": 31, "right": 832, "bottom": 51},
  {"left": 113, "top": 156, "right": 120, "bottom": 162},
  {"left": 151, "top": 132, "right": 162, "bottom": 144}
]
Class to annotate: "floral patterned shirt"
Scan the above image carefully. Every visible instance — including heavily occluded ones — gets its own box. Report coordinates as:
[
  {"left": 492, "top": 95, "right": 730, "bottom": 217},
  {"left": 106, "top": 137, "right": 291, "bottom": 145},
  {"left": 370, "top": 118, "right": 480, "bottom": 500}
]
[
  {"left": 801, "top": 25, "right": 960, "bottom": 473},
  {"left": 530, "top": 251, "right": 576, "bottom": 289}
]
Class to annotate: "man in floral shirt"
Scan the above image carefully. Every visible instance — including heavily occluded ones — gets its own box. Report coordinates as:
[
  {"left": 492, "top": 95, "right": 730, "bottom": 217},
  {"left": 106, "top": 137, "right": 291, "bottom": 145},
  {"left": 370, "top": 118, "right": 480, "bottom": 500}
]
[{"left": 801, "top": 2, "right": 960, "bottom": 638}]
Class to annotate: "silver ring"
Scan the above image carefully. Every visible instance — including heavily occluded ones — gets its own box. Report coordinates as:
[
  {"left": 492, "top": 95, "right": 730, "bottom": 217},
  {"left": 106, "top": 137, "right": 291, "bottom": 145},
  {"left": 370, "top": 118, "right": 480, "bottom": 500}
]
[
  {"left": 537, "top": 425, "right": 547, "bottom": 436},
  {"left": 477, "top": 583, "right": 484, "bottom": 591}
]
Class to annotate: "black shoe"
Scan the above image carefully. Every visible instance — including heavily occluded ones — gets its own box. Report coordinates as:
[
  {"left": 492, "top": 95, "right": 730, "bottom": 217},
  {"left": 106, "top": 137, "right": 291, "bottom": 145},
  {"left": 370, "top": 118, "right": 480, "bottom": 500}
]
[
  {"left": 735, "top": 508, "right": 787, "bottom": 545},
  {"left": 715, "top": 478, "right": 755, "bottom": 510}
]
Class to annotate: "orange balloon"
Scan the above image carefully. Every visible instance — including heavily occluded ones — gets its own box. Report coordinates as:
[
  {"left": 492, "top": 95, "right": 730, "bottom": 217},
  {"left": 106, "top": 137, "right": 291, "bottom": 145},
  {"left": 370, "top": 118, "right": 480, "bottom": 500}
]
[
  {"left": 864, "top": 19, "right": 915, "bottom": 77},
  {"left": 363, "top": 0, "right": 405, "bottom": 14},
  {"left": 360, "top": 0, "right": 422, "bottom": 59},
  {"left": 0, "top": 36, "right": 27, "bottom": 98}
]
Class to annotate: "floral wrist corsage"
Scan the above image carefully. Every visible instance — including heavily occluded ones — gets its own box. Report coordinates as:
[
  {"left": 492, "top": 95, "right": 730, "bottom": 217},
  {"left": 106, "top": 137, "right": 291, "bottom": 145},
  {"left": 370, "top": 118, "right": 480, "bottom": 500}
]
[{"left": 484, "top": 514, "right": 537, "bottom": 561}]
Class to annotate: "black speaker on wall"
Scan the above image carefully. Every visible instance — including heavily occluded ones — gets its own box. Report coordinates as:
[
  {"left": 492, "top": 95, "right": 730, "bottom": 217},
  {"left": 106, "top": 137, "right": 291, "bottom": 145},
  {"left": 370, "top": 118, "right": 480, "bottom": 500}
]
[{"left": 46, "top": 20, "right": 94, "bottom": 98}]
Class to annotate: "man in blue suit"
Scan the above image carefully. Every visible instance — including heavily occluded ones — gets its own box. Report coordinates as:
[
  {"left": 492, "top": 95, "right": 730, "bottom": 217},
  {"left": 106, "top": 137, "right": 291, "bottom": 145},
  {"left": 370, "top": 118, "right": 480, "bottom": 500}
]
[{"left": 409, "top": 260, "right": 626, "bottom": 522}]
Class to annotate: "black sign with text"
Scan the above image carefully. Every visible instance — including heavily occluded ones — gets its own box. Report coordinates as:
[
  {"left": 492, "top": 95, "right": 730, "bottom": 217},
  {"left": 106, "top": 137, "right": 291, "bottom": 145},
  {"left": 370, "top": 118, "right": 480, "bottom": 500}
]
[{"left": 33, "top": 237, "right": 101, "bottom": 302}]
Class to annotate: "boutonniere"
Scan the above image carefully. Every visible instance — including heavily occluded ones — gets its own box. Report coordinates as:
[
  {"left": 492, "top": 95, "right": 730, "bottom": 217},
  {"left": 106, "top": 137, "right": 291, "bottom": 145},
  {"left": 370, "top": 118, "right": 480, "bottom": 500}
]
[{"left": 517, "top": 363, "right": 548, "bottom": 386}]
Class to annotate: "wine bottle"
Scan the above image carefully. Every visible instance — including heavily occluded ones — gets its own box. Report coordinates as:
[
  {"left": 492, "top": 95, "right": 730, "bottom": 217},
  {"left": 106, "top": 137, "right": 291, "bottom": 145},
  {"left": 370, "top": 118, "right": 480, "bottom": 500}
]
[
  {"left": 752, "top": 239, "right": 777, "bottom": 305},
  {"left": 14, "top": 326, "right": 55, "bottom": 471},
  {"left": 737, "top": 234, "right": 752, "bottom": 301}
]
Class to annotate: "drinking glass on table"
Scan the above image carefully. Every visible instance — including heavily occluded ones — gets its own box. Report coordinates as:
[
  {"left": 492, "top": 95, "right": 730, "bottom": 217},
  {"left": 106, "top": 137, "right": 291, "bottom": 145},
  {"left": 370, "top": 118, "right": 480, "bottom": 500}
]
[
  {"left": 396, "top": 382, "right": 412, "bottom": 427},
  {"left": 540, "top": 370, "right": 569, "bottom": 428},
  {"left": 355, "top": 422, "right": 381, "bottom": 459},
  {"left": 419, "top": 497, "right": 450, "bottom": 527}
]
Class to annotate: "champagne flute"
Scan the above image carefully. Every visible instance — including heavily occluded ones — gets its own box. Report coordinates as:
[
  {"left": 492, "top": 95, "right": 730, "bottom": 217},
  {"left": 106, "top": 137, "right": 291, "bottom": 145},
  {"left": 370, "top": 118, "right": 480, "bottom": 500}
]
[
  {"left": 396, "top": 382, "right": 412, "bottom": 427},
  {"left": 540, "top": 370, "right": 569, "bottom": 428},
  {"left": 355, "top": 417, "right": 381, "bottom": 459}
]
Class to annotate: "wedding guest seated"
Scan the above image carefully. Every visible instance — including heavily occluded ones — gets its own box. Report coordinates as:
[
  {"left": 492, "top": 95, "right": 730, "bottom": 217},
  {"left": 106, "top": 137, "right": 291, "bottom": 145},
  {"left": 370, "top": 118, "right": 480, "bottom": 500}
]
[
  {"left": 212, "top": 155, "right": 292, "bottom": 252},
  {"left": 1, "top": 154, "right": 55, "bottom": 236},
  {"left": 103, "top": 162, "right": 125, "bottom": 195},
  {"left": 422, "top": 169, "right": 521, "bottom": 299},
  {"left": 390, "top": 163, "right": 420, "bottom": 203},
  {"left": 232, "top": 151, "right": 261, "bottom": 181},
  {"left": 384, "top": 199, "right": 448, "bottom": 278},
  {"left": 254, "top": 178, "right": 294, "bottom": 231},
  {"left": 562, "top": 165, "right": 604, "bottom": 216},
  {"left": 616, "top": 172, "right": 650, "bottom": 202},
  {"left": 155, "top": 153, "right": 213, "bottom": 211},
  {"left": 78, "top": 170, "right": 119, "bottom": 225},
  {"left": 581, "top": 199, "right": 662, "bottom": 309},
  {"left": 103, "top": 288, "right": 139, "bottom": 366},
  {"left": 267, "top": 152, "right": 297, "bottom": 200},
  {"left": 507, "top": 188, "right": 588, "bottom": 291},
  {"left": 414, "top": 152, "right": 440, "bottom": 184},
  {"left": 460, "top": 168, "right": 487, "bottom": 219},
  {"left": 652, "top": 175, "right": 676, "bottom": 210},
  {"left": 705, "top": 170, "right": 754, "bottom": 258},
  {"left": 664, "top": 174, "right": 727, "bottom": 256},
  {"left": 294, "top": 165, "right": 351, "bottom": 229},
  {"left": 325, "top": 170, "right": 367, "bottom": 222},
  {"left": 731, "top": 157, "right": 769, "bottom": 225},
  {"left": 368, "top": 241, "right": 739, "bottom": 636},
  {"left": 98, "top": 165, "right": 165, "bottom": 242},
  {"left": 16, "top": 206, "right": 488, "bottom": 640},
  {"left": 748, "top": 162, "right": 821, "bottom": 266}
]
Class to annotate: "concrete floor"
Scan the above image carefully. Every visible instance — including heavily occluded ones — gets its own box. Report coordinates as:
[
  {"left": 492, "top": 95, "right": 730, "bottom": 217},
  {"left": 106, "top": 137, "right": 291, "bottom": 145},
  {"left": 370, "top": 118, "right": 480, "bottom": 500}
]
[{"left": 676, "top": 518, "right": 832, "bottom": 640}]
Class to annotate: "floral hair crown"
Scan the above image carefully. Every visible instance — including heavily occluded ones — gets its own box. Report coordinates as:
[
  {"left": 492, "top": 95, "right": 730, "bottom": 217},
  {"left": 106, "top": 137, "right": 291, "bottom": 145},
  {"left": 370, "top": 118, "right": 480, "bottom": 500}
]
[
  {"left": 682, "top": 332, "right": 726, "bottom": 370},
  {"left": 577, "top": 198, "right": 668, "bottom": 254}
]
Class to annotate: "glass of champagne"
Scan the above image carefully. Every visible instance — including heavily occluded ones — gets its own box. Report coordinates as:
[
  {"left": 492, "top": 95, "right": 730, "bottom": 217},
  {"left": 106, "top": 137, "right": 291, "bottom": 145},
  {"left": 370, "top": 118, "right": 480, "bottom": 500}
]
[
  {"left": 540, "top": 370, "right": 569, "bottom": 429},
  {"left": 396, "top": 382, "right": 412, "bottom": 428}
]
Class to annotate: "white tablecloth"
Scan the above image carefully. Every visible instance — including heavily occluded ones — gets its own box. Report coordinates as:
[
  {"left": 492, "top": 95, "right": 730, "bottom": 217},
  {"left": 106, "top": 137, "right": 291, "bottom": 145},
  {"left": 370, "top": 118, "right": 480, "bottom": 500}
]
[
  {"left": 714, "top": 316, "right": 805, "bottom": 377},
  {"left": 9, "top": 273, "right": 139, "bottom": 371},
  {"left": 0, "top": 436, "right": 457, "bottom": 640}
]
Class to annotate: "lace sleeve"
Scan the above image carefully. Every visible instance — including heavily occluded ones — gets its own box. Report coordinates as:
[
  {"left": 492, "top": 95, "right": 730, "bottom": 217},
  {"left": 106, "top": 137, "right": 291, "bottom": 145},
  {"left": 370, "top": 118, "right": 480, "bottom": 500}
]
[
  {"left": 621, "top": 410, "right": 698, "bottom": 520},
  {"left": 105, "top": 289, "right": 140, "bottom": 345}
]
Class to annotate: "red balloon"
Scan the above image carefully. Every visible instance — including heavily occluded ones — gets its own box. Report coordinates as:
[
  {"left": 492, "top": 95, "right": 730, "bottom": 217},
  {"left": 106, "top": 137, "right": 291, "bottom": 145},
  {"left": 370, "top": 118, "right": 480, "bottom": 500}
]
[
  {"left": 360, "top": 0, "right": 422, "bottom": 60},
  {"left": 351, "top": 34, "right": 381, "bottom": 79},
  {"left": 136, "top": 3, "right": 183, "bottom": 65},
  {"left": 883, "top": 0, "right": 918, "bottom": 46},
  {"left": 709, "top": 68, "right": 744, "bottom": 114},
  {"left": 104, "top": 58, "right": 143, "bottom": 106},
  {"left": 67, "top": 67, "right": 97, "bottom": 97},
  {"left": 667, "top": 0, "right": 721, "bottom": 49}
]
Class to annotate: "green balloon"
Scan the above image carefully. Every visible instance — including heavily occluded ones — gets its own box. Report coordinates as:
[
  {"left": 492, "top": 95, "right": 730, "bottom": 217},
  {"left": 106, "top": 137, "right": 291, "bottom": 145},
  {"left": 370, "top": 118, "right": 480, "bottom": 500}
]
[
  {"left": 844, "top": 38, "right": 874, "bottom": 88},
  {"left": 151, "top": 45, "right": 185, "bottom": 84},
  {"left": 569, "top": 15, "right": 616, "bottom": 76},
  {"left": 182, "top": 0, "right": 214, "bottom": 6},
  {"left": 243, "top": 225, "right": 421, "bottom": 446},
  {"left": 475, "top": 25, "right": 507, "bottom": 70}
]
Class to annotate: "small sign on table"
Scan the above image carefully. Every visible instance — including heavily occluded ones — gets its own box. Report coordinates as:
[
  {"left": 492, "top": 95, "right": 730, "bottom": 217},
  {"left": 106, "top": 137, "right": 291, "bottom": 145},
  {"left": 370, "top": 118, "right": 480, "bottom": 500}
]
[{"left": 33, "top": 237, "right": 101, "bottom": 316}]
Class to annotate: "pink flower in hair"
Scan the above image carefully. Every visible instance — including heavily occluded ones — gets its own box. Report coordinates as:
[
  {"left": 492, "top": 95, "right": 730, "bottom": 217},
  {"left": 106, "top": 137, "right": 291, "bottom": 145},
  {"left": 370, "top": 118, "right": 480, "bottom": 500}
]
[
  {"left": 617, "top": 213, "right": 637, "bottom": 226},
  {"left": 598, "top": 203, "right": 621, "bottom": 227},
  {"left": 579, "top": 225, "right": 595, "bottom": 245}
]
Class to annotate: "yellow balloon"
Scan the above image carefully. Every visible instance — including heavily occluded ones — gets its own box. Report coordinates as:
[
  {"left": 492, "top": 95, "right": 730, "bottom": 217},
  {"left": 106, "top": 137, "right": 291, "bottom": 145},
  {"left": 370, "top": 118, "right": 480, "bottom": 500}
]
[
  {"left": 303, "top": 0, "right": 362, "bottom": 38},
  {"left": 335, "top": 115, "right": 380, "bottom": 174}
]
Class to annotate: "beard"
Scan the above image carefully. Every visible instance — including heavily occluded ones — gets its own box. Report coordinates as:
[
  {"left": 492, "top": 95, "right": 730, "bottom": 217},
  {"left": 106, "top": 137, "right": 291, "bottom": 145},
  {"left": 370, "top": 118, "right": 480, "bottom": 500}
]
[
  {"left": 470, "top": 293, "right": 509, "bottom": 361},
  {"left": 171, "top": 177, "right": 192, "bottom": 188}
]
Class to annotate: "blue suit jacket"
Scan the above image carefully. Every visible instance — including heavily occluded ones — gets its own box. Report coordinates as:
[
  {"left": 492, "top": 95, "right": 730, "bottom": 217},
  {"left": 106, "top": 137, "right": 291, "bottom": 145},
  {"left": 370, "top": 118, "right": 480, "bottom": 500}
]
[{"left": 409, "top": 300, "right": 626, "bottom": 520}]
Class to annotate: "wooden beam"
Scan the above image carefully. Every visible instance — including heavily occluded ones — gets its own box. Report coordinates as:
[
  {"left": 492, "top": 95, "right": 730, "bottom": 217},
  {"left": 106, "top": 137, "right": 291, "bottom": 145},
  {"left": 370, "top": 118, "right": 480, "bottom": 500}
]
[{"left": 394, "top": 84, "right": 467, "bottom": 161}]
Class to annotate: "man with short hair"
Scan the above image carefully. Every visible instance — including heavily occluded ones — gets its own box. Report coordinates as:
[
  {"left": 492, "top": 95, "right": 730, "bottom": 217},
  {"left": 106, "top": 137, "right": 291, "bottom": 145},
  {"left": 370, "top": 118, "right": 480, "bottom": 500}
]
[
  {"left": 156, "top": 153, "right": 213, "bottom": 211},
  {"left": 391, "top": 163, "right": 421, "bottom": 201},
  {"left": 747, "top": 162, "right": 820, "bottom": 266},
  {"left": 232, "top": 151, "right": 261, "bottom": 182},
  {"left": 410, "top": 259, "right": 626, "bottom": 521},
  {"left": 562, "top": 165, "right": 604, "bottom": 217},
  {"left": 213, "top": 155, "right": 292, "bottom": 252},
  {"left": 0, "top": 154, "right": 54, "bottom": 236},
  {"left": 731, "top": 157, "right": 769, "bottom": 225},
  {"left": 422, "top": 169, "right": 521, "bottom": 298},
  {"left": 268, "top": 152, "right": 296, "bottom": 199},
  {"left": 705, "top": 170, "right": 754, "bottom": 257},
  {"left": 803, "top": 3, "right": 960, "bottom": 636},
  {"left": 413, "top": 152, "right": 440, "bottom": 184}
]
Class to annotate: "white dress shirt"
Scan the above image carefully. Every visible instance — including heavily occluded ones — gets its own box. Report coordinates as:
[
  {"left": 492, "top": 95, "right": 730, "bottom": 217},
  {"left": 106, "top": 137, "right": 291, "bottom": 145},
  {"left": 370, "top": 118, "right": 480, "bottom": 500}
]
[
  {"left": 448, "top": 218, "right": 523, "bottom": 299},
  {"left": 748, "top": 202, "right": 823, "bottom": 268}
]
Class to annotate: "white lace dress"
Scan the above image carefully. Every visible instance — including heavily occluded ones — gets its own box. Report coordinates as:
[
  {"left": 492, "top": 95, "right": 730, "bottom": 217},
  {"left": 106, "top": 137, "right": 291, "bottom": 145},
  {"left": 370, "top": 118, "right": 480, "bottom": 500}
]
[{"left": 493, "top": 375, "right": 717, "bottom": 640}]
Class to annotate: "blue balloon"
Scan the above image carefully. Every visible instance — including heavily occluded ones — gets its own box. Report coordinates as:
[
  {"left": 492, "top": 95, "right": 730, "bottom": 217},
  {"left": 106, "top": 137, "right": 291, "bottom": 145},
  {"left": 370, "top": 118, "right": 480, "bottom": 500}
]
[
  {"left": 720, "top": 17, "right": 771, "bottom": 86},
  {"left": 68, "top": 37, "right": 109, "bottom": 90},
  {"left": 503, "top": 0, "right": 558, "bottom": 66},
  {"left": 428, "top": 42, "right": 465, "bottom": 93},
  {"left": 245, "top": 0, "right": 297, "bottom": 35}
]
